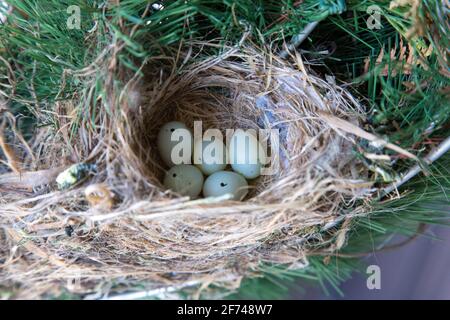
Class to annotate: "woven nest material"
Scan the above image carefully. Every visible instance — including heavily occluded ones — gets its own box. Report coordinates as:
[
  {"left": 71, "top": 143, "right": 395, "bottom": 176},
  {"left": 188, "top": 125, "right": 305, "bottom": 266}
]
[{"left": 0, "top": 43, "right": 376, "bottom": 298}]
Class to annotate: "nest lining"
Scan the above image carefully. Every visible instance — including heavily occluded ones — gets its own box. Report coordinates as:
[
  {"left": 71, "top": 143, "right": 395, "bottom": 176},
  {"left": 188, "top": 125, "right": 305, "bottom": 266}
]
[{"left": 0, "top": 44, "right": 373, "bottom": 298}]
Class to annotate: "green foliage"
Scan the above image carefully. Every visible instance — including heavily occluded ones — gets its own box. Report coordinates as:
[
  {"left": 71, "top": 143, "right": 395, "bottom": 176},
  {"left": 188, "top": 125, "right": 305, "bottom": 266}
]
[
  {"left": 0, "top": 1, "right": 99, "bottom": 102},
  {"left": 229, "top": 257, "right": 360, "bottom": 299},
  {"left": 309, "top": 1, "right": 450, "bottom": 159}
]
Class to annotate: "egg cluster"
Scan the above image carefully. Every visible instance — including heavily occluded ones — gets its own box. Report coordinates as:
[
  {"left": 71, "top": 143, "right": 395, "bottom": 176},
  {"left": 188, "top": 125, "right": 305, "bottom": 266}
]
[{"left": 158, "top": 121, "right": 266, "bottom": 201}]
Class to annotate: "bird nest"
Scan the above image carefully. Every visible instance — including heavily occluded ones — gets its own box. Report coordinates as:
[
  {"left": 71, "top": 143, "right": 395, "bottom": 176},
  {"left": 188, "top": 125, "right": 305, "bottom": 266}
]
[{"left": 0, "top": 43, "right": 377, "bottom": 299}]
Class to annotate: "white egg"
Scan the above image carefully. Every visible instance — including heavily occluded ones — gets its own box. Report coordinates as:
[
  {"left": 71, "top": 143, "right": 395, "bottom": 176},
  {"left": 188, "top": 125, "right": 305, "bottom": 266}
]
[
  {"left": 164, "top": 165, "right": 204, "bottom": 198},
  {"left": 203, "top": 171, "right": 248, "bottom": 201},
  {"left": 229, "top": 129, "right": 266, "bottom": 179},
  {"left": 193, "top": 137, "right": 227, "bottom": 175},
  {"left": 157, "top": 121, "right": 193, "bottom": 167}
]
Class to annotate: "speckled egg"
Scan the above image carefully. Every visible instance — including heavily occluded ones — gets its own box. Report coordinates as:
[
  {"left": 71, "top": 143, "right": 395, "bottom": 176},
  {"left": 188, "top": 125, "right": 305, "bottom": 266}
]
[
  {"left": 203, "top": 171, "right": 248, "bottom": 201},
  {"left": 157, "top": 121, "right": 193, "bottom": 167},
  {"left": 229, "top": 129, "right": 266, "bottom": 179},
  {"left": 193, "top": 138, "right": 227, "bottom": 175},
  {"left": 163, "top": 165, "right": 204, "bottom": 198}
]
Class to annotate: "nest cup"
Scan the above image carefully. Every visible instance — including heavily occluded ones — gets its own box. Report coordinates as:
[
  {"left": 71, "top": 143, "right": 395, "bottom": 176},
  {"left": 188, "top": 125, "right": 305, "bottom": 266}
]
[
  {"left": 111, "top": 45, "right": 370, "bottom": 284},
  {"left": 1, "top": 44, "right": 371, "bottom": 298}
]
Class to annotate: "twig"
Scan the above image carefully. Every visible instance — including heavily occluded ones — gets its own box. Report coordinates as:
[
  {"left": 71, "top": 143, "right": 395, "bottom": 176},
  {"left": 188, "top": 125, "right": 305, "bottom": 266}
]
[
  {"left": 103, "top": 280, "right": 203, "bottom": 300},
  {"left": 280, "top": 21, "right": 320, "bottom": 59},
  {"left": 279, "top": 0, "right": 347, "bottom": 59},
  {"left": 319, "top": 111, "right": 419, "bottom": 160},
  {"left": 382, "top": 136, "right": 450, "bottom": 196},
  {"left": 104, "top": 274, "right": 238, "bottom": 300},
  {"left": 313, "top": 223, "right": 429, "bottom": 258}
]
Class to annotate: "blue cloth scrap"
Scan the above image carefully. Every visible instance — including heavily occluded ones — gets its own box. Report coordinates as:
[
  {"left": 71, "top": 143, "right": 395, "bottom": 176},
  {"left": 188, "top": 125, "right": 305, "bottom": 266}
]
[{"left": 256, "top": 95, "right": 289, "bottom": 168}]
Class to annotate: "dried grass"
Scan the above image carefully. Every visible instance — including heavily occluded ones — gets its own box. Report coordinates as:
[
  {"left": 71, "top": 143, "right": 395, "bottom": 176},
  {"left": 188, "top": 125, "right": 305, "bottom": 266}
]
[{"left": 0, "top": 43, "right": 375, "bottom": 299}]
